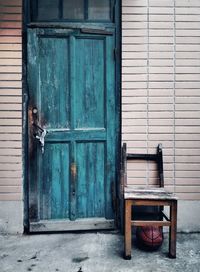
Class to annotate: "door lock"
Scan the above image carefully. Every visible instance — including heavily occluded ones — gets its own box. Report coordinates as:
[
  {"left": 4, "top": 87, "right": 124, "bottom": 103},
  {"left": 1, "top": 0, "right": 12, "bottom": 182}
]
[{"left": 33, "top": 123, "right": 47, "bottom": 154}]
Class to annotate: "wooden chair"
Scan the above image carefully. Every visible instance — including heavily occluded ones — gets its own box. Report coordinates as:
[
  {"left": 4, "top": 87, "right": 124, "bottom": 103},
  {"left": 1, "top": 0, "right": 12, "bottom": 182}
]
[{"left": 121, "top": 143, "right": 178, "bottom": 260}]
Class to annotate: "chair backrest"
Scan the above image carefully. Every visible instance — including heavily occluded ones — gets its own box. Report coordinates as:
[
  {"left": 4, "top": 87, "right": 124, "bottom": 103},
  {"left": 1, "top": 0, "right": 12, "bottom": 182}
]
[{"left": 121, "top": 143, "right": 164, "bottom": 189}]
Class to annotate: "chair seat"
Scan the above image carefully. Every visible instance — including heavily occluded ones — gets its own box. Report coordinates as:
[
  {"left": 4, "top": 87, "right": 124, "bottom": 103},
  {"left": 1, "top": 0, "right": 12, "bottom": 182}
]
[{"left": 124, "top": 186, "right": 177, "bottom": 200}]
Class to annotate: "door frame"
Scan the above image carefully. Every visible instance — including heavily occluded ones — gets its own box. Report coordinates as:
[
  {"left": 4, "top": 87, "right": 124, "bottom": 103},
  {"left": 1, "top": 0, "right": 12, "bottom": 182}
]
[{"left": 22, "top": 0, "right": 121, "bottom": 232}]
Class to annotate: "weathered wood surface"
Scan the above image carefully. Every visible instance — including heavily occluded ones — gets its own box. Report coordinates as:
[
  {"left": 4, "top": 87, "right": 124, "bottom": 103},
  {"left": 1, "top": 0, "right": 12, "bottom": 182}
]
[
  {"left": 169, "top": 201, "right": 177, "bottom": 258},
  {"left": 30, "top": 218, "right": 115, "bottom": 232},
  {"left": 124, "top": 186, "right": 177, "bottom": 200},
  {"left": 124, "top": 197, "right": 178, "bottom": 259},
  {"left": 131, "top": 220, "right": 171, "bottom": 227},
  {"left": 28, "top": 28, "right": 117, "bottom": 229}
]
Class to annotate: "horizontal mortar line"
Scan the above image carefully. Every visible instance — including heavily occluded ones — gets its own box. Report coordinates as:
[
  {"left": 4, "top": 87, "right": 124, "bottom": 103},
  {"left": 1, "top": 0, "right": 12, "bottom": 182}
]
[
  {"left": 122, "top": 20, "right": 148, "bottom": 22},
  {"left": 0, "top": 34, "right": 22, "bottom": 36},
  {"left": 0, "top": 58, "right": 22, "bottom": 60},
  {"left": 176, "top": 80, "right": 200, "bottom": 82},
  {"left": 0, "top": 51, "right": 22, "bottom": 53},
  {"left": 122, "top": 43, "right": 174, "bottom": 45},
  {"left": 176, "top": 44, "right": 200, "bottom": 46},
  {"left": 0, "top": 185, "right": 21, "bottom": 187},
  {"left": 122, "top": 66, "right": 149, "bottom": 67},
  {"left": 0, "top": 125, "right": 22, "bottom": 128},
  {"left": 176, "top": 28, "right": 200, "bottom": 30},
  {"left": 0, "top": 43, "right": 22, "bottom": 45},
  {"left": 0, "top": 95, "right": 22, "bottom": 96},
  {"left": 0, "top": 73, "right": 22, "bottom": 75},
  {"left": 0, "top": 19, "right": 22, "bottom": 21},
  {"left": 122, "top": 27, "right": 170, "bottom": 30},
  {"left": 155, "top": 43, "right": 200, "bottom": 44},
  {"left": 122, "top": 73, "right": 173, "bottom": 75},
  {"left": 0, "top": 65, "right": 22, "bottom": 67},
  {"left": 122, "top": 50, "right": 171, "bottom": 52},
  {"left": 0, "top": 133, "right": 21, "bottom": 135},
  {"left": 0, "top": 13, "right": 22, "bottom": 16},
  {"left": 122, "top": 36, "right": 149, "bottom": 38},
  {"left": 1, "top": 147, "right": 22, "bottom": 150},
  {"left": 0, "top": 192, "right": 21, "bottom": 193},
  {"left": 123, "top": 66, "right": 174, "bottom": 68},
  {"left": 0, "top": 5, "right": 22, "bottom": 7},
  {"left": 175, "top": 14, "right": 200, "bottom": 16},
  {"left": 0, "top": 163, "right": 22, "bottom": 166},
  {"left": 122, "top": 80, "right": 174, "bottom": 82},
  {"left": 175, "top": 6, "right": 200, "bottom": 7},
  {"left": 0, "top": 169, "right": 22, "bottom": 172},
  {"left": 1, "top": 154, "right": 22, "bottom": 158},
  {"left": 0, "top": 56, "right": 22, "bottom": 58},
  {"left": 0, "top": 87, "right": 22, "bottom": 89},
  {"left": 176, "top": 21, "right": 200, "bottom": 22},
  {"left": 176, "top": 64, "right": 199, "bottom": 68},
  {"left": 0, "top": 101, "right": 22, "bottom": 103},
  {"left": 122, "top": 58, "right": 173, "bottom": 60},
  {"left": 122, "top": 43, "right": 149, "bottom": 45},
  {"left": 122, "top": 59, "right": 147, "bottom": 60},
  {"left": 176, "top": 36, "right": 200, "bottom": 38},
  {"left": 176, "top": 51, "right": 200, "bottom": 52},
  {"left": 0, "top": 50, "right": 21, "bottom": 52},
  {"left": 122, "top": 35, "right": 174, "bottom": 37},
  {"left": 0, "top": 118, "right": 22, "bottom": 120},
  {"left": 166, "top": 58, "right": 200, "bottom": 60},
  {"left": 0, "top": 12, "right": 22, "bottom": 15},
  {"left": 0, "top": 28, "right": 21, "bottom": 30},
  {"left": 175, "top": 162, "right": 200, "bottom": 164},
  {"left": 123, "top": 5, "right": 173, "bottom": 7},
  {"left": 122, "top": 28, "right": 174, "bottom": 30},
  {"left": 122, "top": 13, "right": 174, "bottom": 15}
]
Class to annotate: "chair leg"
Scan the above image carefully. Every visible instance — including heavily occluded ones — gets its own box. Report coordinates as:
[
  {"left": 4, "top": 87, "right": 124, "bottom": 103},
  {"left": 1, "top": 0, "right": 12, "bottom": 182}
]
[
  {"left": 124, "top": 200, "right": 132, "bottom": 260},
  {"left": 169, "top": 200, "right": 177, "bottom": 258}
]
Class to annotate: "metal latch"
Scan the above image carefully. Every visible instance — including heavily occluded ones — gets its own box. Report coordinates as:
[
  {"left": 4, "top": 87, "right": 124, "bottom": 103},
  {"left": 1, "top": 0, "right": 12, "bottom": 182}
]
[{"left": 33, "top": 123, "right": 47, "bottom": 154}]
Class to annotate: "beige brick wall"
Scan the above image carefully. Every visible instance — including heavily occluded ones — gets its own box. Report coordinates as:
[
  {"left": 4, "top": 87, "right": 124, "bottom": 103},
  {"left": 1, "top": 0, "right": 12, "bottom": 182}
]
[
  {"left": 0, "top": 0, "right": 200, "bottom": 203},
  {"left": 0, "top": 0, "right": 22, "bottom": 201},
  {"left": 122, "top": 0, "right": 200, "bottom": 200}
]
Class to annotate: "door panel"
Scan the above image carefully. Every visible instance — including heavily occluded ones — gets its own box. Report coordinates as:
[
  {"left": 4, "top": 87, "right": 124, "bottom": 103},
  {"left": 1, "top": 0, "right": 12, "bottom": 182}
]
[
  {"left": 39, "top": 37, "right": 70, "bottom": 129},
  {"left": 28, "top": 28, "right": 117, "bottom": 231},
  {"left": 39, "top": 143, "right": 70, "bottom": 220},
  {"left": 74, "top": 38, "right": 105, "bottom": 129},
  {"left": 76, "top": 142, "right": 105, "bottom": 218}
]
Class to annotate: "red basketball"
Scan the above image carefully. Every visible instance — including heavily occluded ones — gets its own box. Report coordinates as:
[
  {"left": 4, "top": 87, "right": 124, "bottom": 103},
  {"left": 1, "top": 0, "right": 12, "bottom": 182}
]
[{"left": 136, "top": 226, "right": 163, "bottom": 250}]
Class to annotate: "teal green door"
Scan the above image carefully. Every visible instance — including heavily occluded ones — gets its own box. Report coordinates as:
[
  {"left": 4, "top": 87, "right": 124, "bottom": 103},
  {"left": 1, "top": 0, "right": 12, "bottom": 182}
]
[{"left": 27, "top": 28, "right": 117, "bottom": 231}]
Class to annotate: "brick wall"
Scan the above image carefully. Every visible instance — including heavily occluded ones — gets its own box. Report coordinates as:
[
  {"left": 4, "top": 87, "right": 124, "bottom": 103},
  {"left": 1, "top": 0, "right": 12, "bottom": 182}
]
[
  {"left": 0, "top": 0, "right": 22, "bottom": 201},
  {"left": 122, "top": 0, "right": 200, "bottom": 200}
]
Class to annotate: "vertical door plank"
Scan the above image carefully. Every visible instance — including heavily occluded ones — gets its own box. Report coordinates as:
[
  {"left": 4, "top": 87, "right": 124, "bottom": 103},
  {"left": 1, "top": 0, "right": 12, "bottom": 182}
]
[
  {"left": 39, "top": 37, "right": 70, "bottom": 129},
  {"left": 76, "top": 142, "right": 105, "bottom": 218},
  {"left": 74, "top": 37, "right": 105, "bottom": 129},
  {"left": 105, "top": 34, "right": 116, "bottom": 219},
  {"left": 40, "top": 143, "right": 70, "bottom": 220}
]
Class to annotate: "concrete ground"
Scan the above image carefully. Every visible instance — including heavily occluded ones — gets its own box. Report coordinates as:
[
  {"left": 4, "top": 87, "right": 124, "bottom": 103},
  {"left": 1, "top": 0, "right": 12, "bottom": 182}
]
[{"left": 0, "top": 232, "right": 199, "bottom": 272}]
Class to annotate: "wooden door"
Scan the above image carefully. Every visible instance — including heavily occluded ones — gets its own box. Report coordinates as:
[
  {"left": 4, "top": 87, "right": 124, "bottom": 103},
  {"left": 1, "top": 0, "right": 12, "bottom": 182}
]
[{"left": 27, "top": 28, "right": 117, "bottom": 232}]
